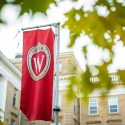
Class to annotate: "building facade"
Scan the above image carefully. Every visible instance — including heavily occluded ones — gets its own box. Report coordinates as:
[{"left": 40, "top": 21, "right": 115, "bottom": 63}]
[
  {"left": 80, "top": 76, "right": 125, "bottom": 125},
  {"left": 57, "top": 53, "right": 81, "bottom": 125},
  {"left": 1, "top": 50, "right": 125, "bottom": 125},
  {"left": 0, "top": 51, "right": 21, "bottom": 125},
  {"left": 12, "top": 52, "right": 81, "bottom": 125}
]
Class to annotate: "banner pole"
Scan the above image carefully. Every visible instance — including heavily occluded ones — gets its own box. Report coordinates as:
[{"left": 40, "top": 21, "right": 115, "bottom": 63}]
[
  {"left": 53, "top": 23, "right": 60, "bottom": 125},
  {"left": 21, "top": 23, "right": 59, "bottom": 31}
]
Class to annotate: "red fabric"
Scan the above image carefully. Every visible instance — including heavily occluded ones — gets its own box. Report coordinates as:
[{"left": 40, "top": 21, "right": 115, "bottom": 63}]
[{"left": 20, "top": 28, "right": 54, "bottom": 121}]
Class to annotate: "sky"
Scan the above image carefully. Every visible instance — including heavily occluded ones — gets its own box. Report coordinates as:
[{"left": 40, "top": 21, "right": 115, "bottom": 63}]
[{"left": 0, "top": 0, "right": 125, "bottom": 72}]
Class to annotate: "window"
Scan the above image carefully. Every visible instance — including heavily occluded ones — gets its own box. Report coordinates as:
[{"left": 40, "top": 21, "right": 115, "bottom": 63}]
[
  {"left": 12, "top": 88, "right": 17, "bottom": 107},
  {"left": 73, "top": 99, "right": 78, "bottom": 113},
  {"left": 108, "top": 96, "right": 118, "bottom": 113},
  {"left": 73, "top": 101, "right": 77, "bottom": 113},
  {"left": 11, "top": 119, "right": 16, "bottom": 125},
  {"left": 89, "top": 98, "right": 98, "bottom": 115}
]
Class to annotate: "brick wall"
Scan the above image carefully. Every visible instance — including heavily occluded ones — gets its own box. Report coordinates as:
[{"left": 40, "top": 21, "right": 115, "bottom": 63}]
[
  {"left": 5, "top": 81, "right": 20, "bottom": 125},
  {"left": 80, "top": 94, "right": 125, "bottom": 125}
]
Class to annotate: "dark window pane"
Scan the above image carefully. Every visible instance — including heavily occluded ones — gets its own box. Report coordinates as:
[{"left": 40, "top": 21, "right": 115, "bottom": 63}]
[
  {"left": 90, "top": 107, "right": 97, "bottom": 110},
  {"left": 110, "top": 105, "right": 117, "bottom": 108},
  {"left": 11, "top": 120, "right": 16, "bottom": 125},
  {"left": 90, "top": 110, "right": 97, "bottom": 114},
  {"left": 110, "top": 108, "right": 118, "bottom": 113}
]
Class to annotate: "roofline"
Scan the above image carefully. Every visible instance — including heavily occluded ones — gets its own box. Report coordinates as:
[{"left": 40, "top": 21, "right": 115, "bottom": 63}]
[
  {"left": 0, "top": 51, "right": 21, "bottom": 78},
  {"left": 59, "top": 51, "right": 83, "bottom": 73}
]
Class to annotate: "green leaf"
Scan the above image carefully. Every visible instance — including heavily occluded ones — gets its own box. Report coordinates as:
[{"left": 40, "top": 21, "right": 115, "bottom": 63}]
[
  {"left": 0, "top": 18, "right": 4, "bottom": 24},
  {"left": 0, "top": 0, "right": 6, "bottom": 9},
  {"left": 118, "top": 70, "right": 125, "bottom": 85},
  {"left": 14, "top": 0, "right": 56, "bottom": 15},
  {"left": 82, "top": 46, "right": 87, "bottom": 57}
]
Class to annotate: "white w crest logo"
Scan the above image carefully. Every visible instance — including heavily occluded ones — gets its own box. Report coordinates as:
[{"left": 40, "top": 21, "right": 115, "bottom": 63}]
[
  {"left": 33, "top": 55, "right": 45, "bottom": 73},
  {"left": 27, "top": 42, "right": 51, "bottom": 81}
]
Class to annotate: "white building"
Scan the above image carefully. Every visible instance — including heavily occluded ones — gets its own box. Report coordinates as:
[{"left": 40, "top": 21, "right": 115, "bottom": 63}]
[{"left": 0, "top": 51, "right": 21, "bottom": 124}]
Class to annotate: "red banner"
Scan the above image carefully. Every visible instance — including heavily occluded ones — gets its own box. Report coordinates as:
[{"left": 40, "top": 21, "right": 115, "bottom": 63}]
[{"left": 20, "top": 28, "right": 54, "bottom": 121}]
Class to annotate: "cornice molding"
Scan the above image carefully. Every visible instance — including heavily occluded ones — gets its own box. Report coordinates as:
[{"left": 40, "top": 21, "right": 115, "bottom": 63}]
[{"left": 0, "top": 51, "right": 21, "bottom": 78}]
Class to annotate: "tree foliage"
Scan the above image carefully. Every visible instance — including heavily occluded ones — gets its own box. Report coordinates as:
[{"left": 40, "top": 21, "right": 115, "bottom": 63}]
[
  {"left": 63, "top": 0, "right": 125, "bottom": 98},
  {"left": 0, "top": 109, "right": 4, "bottom": 125},
  {"left": 64, "top": 0, "right": 125, "bottom": 48},
  {"left": 0, "top": 0, "right": 56, "bottom": 23},
  {"left": 63, "top": 0, "right": 125, "bottom": 99},
  {"left": 0, "top": 0, "right": 125, "bottom": 98}
]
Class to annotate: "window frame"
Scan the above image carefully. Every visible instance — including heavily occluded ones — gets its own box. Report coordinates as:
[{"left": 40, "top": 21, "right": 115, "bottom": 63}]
[
  {"left": 12, "top": 88, "right": 17, "bottom": 108},
  {"left": 11, "top": 119, "right": 16, "bottom": 125},
  {"left": 108, "top": 96, "right": 119, "bottom": 114},
  {"left": 89, "top": 98, "right": 98, "bottom": 115}
]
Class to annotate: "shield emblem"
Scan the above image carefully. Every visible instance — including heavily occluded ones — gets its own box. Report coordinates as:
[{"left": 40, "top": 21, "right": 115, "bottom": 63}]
[{"left": 27, "top": 42, "right": 51, "bottom": 81}]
